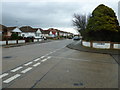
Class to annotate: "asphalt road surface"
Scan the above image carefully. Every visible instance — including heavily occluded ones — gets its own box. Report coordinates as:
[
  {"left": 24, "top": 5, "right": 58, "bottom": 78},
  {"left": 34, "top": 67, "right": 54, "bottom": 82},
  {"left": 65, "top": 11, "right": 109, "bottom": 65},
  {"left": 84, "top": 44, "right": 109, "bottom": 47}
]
[{"left": 1, "top": 39, "right": 118, "bottom": 88}]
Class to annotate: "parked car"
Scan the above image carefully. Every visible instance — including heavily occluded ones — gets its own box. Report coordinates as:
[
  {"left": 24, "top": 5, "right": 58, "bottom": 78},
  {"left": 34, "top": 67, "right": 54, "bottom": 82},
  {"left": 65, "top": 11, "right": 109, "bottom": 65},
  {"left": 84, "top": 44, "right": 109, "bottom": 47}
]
[
  {"left": 43, "top": 36, "right": 47, "bottom": 40},
  {"left": 68, "top": 36, "right": 73, "bottom": 39},
  {"left": 73, "top": 36, "right": 80, "bottom": 40},
  {"left": 25, "top": 36, "right": 35, "bottom": 42}
]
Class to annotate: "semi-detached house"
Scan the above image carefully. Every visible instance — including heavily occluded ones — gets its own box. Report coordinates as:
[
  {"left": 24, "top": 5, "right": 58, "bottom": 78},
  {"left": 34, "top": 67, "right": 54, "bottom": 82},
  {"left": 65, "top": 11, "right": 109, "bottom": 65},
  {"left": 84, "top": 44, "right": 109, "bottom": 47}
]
[
  {"left": 1, "top": 24, "right": 74, "bottom": 39},
  {"left": 19, "top": 26, "right": 42, "bottom": 39}
]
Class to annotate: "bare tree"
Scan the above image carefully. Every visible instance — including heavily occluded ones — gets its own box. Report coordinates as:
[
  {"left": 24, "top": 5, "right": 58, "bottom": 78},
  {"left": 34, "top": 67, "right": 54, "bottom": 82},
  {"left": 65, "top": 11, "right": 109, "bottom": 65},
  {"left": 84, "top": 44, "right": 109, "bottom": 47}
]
[{"left": 72, "top": 14, "right": 90, "bottom": 34}]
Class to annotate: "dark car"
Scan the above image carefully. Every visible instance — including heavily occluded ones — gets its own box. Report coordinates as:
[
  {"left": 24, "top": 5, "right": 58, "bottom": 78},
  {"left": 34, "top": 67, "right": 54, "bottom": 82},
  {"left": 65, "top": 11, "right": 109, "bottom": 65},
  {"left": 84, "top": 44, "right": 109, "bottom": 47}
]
[
  {"left": 25, "top": 36, "right": 35, "bottom": 42},
  {"left": 68, "top": 36, "right": 73, "bottom": 39},
  {"left": 43, "top": 36, "right": 47, "bottom": 40},
  {"left": 73, "top": 36, "right": 80, "bottom": 40}
]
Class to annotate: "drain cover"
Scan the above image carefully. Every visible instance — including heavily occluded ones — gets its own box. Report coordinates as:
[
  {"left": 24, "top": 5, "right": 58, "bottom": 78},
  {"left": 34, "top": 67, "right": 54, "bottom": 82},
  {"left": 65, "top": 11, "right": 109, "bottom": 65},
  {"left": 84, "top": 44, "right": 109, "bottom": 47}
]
[
  {"left": 3, "top": 56, "right": 12, "bottom": 59},
  {"left": 74, "top": 82, "right": 84, "bottom": 86}
]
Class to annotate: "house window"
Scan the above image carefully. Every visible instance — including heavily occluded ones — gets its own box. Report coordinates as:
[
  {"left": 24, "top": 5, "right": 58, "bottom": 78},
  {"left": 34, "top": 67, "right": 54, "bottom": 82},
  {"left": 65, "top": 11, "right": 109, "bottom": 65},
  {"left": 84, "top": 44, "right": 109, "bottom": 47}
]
[
  {"left": 22, "top": 34, "right": 25, "bottom": 37},
  {"left": 35, "top": 33, "right": 40, "bottom": 36}
]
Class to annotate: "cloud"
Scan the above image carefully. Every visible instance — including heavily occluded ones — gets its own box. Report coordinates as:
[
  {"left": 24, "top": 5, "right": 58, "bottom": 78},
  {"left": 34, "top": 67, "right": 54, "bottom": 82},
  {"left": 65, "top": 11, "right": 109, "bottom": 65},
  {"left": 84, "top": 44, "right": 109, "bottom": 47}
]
[{"left": 2, "top": 0, "right": 119, "bottom": 34}]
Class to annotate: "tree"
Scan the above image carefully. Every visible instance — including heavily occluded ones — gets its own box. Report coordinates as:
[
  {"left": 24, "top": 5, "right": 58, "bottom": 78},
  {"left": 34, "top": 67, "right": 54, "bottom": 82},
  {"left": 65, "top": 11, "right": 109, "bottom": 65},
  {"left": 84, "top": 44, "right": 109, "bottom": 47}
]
[
  {"left": 72, "top": 14, "right": 90, "bottom": 36},
  {"left": 85, "top": 4, "right": 119, "bottom": 42},
  {"left": 11, "top": 33, "right": 18, "bottom": 40}
]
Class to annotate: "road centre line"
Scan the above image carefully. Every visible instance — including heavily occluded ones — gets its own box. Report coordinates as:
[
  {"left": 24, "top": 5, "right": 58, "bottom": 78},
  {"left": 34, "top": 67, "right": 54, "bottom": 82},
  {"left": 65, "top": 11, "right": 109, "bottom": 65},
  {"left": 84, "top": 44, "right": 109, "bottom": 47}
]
[
  {"left": 21, "top": 67, "right": 32, "bottom": 73},
  {"left": 41, "top": 58, "right": 47, "bottom": 62},
  {"left": 24, "top": 62, "right": 33, "bottom": 66},
  {"left": 40, "top": 56, "right": 45, "bottom": 59},
  {"left": 33, "top": 62, "right": 41, "bottom": 67},
  {"left": 0, "top": 73, "right": 9, "bottom": 79},
  {"left": 34, "top": 58, "right": 40, "bottom": 62},
  {"left": 3, "top": 74, "right": 21, "bottom": 83},
  {"left": 43, "top": 47, "right": 65, "bottom": 57},
  {"left": 11, "top": 66, "right": 23, "bottom": 72},
  {"left": 46, "top": 56, "right": 51, "bottom": 59}
]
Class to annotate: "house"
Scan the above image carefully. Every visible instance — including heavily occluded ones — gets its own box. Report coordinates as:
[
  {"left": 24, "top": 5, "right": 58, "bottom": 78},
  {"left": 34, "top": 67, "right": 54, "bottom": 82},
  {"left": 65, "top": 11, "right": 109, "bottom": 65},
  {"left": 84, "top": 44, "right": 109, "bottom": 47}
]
[
  {"left": 7, "top": 27, "right": 22, "bottom": 37},
  {"left": 0, "top": 24, "right": 22, "bottom": 38},
  {"left": 48, "top": 28, "right": 58, "bottom": 37},
  {"left": 19, "top": 26, "right": 43, "bottom": 38},
  {"left": 41, "top": 30, "right": 50, "bottom": 38},
  {"left": 0, "top": 24, "right": 7, "bottom": 37}
]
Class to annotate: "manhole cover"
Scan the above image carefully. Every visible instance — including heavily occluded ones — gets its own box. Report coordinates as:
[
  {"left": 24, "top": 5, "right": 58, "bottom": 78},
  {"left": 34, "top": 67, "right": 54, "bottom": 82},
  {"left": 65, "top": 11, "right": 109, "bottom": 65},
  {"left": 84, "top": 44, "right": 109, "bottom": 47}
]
[
  {"left": 3, "top": 56, "right": 12, "bottom": 59},
  {"left": 74, "top": 82, "right": 84, "bottom": 86}
]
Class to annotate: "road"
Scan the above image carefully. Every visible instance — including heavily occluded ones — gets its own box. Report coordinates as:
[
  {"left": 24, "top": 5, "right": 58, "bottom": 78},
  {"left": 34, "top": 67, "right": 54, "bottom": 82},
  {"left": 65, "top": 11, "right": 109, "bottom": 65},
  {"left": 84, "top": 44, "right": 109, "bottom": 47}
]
[{"left": 1, "top": 39, "right": 118, "bottom": 88}]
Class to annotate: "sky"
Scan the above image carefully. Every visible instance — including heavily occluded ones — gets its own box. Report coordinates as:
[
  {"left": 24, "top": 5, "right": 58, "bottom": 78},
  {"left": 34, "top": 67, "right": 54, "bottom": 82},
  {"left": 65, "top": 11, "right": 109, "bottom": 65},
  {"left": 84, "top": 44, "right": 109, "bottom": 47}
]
[{"left": 1, "top": 0, "right": 120, "bottom": 34}]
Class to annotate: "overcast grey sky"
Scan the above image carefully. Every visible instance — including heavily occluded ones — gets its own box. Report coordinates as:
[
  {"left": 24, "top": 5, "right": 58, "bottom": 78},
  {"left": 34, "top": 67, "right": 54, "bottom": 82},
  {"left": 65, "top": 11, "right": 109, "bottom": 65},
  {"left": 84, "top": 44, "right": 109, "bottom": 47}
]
[{"left": 1, "top": 0, "right": 120, "bottom": 34}]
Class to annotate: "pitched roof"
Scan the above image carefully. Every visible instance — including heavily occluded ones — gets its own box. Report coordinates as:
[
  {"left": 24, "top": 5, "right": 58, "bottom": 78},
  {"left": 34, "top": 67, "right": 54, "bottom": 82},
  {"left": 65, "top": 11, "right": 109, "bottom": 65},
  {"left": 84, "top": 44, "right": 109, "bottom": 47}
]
[
  {"left": 0, "top": 24, "right": 7, "bottom": 32},
  {"left": 41, "top": 30, "right": 50, "bottom": 34},
  {"left": 7, "top": 27, "right": 17, "bottom": 31},
  {"left": 19, "top": 26, "right": 35, "bottom": 32},
  {"left": 12, "top": 28, "right": 22, "bottom": 32}
]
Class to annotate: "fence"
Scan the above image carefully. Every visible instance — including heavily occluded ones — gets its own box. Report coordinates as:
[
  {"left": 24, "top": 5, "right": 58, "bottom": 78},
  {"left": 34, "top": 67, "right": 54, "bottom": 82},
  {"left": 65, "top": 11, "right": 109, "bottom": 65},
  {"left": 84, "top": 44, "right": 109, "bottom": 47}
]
[
  {"left": 0, "top": 39, "right": 42, "bottom": 45},
  {"left": 82, "top": 40, "right": 120, "bottom": 49}
]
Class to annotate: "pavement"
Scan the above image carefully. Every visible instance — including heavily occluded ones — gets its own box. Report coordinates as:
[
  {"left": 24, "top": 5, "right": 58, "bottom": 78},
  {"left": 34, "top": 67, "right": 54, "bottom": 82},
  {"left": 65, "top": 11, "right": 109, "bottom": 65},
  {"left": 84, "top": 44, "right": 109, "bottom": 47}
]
[{"left": 67, "top": 40, "right": 120, "bottom": 64}]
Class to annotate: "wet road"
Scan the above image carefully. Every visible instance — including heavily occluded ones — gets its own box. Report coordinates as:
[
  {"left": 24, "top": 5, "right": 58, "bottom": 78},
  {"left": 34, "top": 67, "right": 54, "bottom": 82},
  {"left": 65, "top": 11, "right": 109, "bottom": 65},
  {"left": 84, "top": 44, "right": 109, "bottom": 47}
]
[{"left": 1, "top": 39, "right": 118, "bottom": 88}]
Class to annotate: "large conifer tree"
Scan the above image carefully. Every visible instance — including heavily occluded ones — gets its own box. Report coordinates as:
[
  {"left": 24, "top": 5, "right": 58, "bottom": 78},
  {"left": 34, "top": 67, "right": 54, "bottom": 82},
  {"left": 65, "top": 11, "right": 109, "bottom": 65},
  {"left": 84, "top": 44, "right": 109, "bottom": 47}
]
[{"left": 85, "top": 4, "right": 119, "bottom": 42}]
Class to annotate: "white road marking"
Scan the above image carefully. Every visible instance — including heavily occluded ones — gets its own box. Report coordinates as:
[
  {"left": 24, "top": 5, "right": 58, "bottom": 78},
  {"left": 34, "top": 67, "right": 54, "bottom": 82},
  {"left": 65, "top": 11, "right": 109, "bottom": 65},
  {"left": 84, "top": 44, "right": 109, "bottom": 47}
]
[
  {"left": 0, "top": 73, "right": 9, "bottom": 79},
  {"left": 24, "top": 62, "right": 33, "bottom": 66},
  {"left": 50, "top": 52, "right": 53, "bottom": 54},
  {"left": 45, "top": 54, "right": 49, "bottom": 56},
  {"left": 33, "top": 62, "right": 41, "bottom": 67},
  {"left": 34, "top": 58, "right": 40, "bottom": 62},
  {"left": 3, "top": 74, "right": 21, "bottom": 83},
  {"left": 47, "top": 56, "right": 51, "bottom": 59},
  {"left": 11, "top": 67, "right": 23, "bottom": 72},
  {"left": 40, "top": 56, "right": 45, "bottom": 59},
  {"left": 21, "top": 67, "right": 32, "bottom": 73},
  {"left": 41, "top": 58, "right": 47, "bottom": 62},
  {"left": 52, "top": 51, "right": 56, "bottom": 53}
]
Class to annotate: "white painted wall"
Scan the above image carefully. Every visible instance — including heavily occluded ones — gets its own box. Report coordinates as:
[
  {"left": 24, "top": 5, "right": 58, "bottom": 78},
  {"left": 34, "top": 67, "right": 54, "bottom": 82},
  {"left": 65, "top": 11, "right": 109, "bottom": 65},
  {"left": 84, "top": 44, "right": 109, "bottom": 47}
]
[
  {"left": 21, "top": 32, "right": 42, "bottom": 39},
  {"left": 82, "top": 41, "right": 90, "bottom": 47},
  {"left": 114, "top": 44, "right": 120, "bottom": 49},
  {"left": 0, "top": 41, "right": 6, "bottom": 45},
  {"left": 93, "top": 42, "right": 110, "bottom": 49},
  {"left": 18, "top": 40, "right": 25, "bottom": 43},
  {"left": 8, "top": 40, "right": 16, "bottom": 44},
  {"left": 34, "top": 39, "right": 38, "bottom": 42}
]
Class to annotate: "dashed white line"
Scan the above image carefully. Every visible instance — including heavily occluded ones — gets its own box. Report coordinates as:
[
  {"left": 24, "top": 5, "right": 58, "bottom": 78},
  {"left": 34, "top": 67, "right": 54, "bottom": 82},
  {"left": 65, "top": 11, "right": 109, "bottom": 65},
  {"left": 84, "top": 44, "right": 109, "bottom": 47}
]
[
  {"left": 44, "top": 54, "right": 49, "bottom": 56},
  {"left": 34, "top": 58, "right": 40, "bottom": 62},
  {"left": 21, "top": 67, "right": 32, "bottom": 73},
  {"left": 24, "top": 62, "right": 33, "bottom": 66},
  {"left": 40, "top": 56, "right": 45, "bottom": 59},
  {"left": 33, "top": 62, "right": 41, "bottom": 67},
  {"left": 0, "top": 73, "right": 9, "bottom": 79},
  {"left": 50, "top": 52, "right": 53, "bottom": 54},
  {"left": 3, "top": 74, "right": 21, "bottom": 83},
  {"left": 41, "top": 58, "right": 47, "bottom": 62},
  {"left": 11, "top": 66, "right": 23, "bottom": 72},
  {"left": 47, "top": 56, "right": 51, "bottom": 59}
]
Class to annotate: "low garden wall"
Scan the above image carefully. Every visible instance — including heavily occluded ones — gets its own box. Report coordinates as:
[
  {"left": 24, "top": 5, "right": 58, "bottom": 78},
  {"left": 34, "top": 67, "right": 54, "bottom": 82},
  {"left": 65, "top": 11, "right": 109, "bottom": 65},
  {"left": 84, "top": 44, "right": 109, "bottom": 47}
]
[
  {"left": 82, "top": 40, "right": 120, "bottom": 49},
  {"left": 0, "top": 38, "right": 42, "bottom": 45}
]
